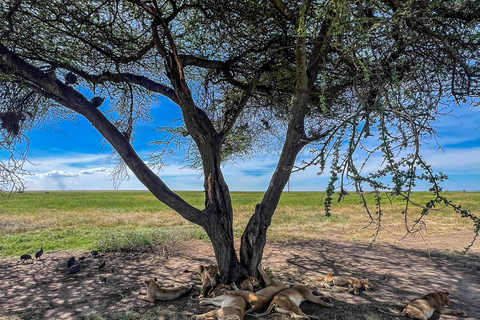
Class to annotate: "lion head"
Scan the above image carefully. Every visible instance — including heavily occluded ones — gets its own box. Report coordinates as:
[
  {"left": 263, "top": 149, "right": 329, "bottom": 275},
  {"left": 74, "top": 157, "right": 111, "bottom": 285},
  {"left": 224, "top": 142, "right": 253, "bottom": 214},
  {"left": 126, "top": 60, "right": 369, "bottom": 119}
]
[
  {"left": 197, "top": 264, "right": 218, "bottom": 296},
  {"left": 245, "top": 276, "right": 259, "bottom": 287},
  {"left": 430, "top": 291, "right": 450, "bottom": 307},
  {"left": 362, "top": 278, "right": 372, "bottom": 291}
]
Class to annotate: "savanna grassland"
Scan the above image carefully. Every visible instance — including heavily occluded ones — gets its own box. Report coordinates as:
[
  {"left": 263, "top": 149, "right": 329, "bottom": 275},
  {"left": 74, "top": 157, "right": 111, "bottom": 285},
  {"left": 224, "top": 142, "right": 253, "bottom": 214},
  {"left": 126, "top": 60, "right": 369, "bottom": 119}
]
[
  {"left": 1, "top": 191, "right": 480, "bottom": 320},
  {"left": 1, "top": 191, "right": 479, "bottom": 257}
]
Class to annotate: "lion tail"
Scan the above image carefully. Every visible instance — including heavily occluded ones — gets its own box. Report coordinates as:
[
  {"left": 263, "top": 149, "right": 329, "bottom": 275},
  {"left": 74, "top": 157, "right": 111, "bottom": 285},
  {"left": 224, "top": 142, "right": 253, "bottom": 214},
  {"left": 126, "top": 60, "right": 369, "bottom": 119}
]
[
  {"left": 247, "top": 302, "right": 275, "bottom": 318},
  {"left": 189, "top": 294, "right": 200, "bottom": 301},
  {"left": 377, "top": 307, "right": 403, "bottom": 317}
]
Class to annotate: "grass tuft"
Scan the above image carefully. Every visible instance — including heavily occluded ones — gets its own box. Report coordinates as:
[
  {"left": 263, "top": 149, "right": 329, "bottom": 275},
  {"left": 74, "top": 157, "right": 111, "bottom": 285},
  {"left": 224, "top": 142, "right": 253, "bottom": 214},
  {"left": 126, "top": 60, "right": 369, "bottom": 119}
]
[{"left": 96, "top": 226, "right": 208, "bottom": 252}]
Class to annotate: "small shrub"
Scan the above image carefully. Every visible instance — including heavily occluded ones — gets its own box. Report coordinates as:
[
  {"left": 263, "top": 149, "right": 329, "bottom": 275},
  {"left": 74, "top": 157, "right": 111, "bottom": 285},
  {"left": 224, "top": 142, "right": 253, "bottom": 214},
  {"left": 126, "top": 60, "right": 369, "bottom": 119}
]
[
  {"left": 97, "top": 230, "right": 153, "bottom": 252},
  {"left": 96, "top": 226, "right": 208, "bottom": 253}
]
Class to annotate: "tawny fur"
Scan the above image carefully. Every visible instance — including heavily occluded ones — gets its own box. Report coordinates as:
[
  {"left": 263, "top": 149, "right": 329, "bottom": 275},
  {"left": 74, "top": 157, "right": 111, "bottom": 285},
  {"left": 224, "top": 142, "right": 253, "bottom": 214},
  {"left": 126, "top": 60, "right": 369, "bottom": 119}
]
[
  {"left": 193, "top": 294, "right": 247, "bottom": 320},
  {"left": 222, "top": 264, "right": 288, "bottom": 314},
  {"left": 138, "top": 278, "right": 192, "bottom": 302},
  {"left": 318, "top": 274, "right": 372, "bottom": 295},
  {"left": 197, "top": 264, "right": 219, "bottom": 298},
  {"left": 209, "top": 276, "right": 259, "bottom": 297},
  {"left": 252, "top": 284, "right": 334, "bottom": 319},
  {"left": 403, "top": 291, "right": 466, "bottom": 320}
]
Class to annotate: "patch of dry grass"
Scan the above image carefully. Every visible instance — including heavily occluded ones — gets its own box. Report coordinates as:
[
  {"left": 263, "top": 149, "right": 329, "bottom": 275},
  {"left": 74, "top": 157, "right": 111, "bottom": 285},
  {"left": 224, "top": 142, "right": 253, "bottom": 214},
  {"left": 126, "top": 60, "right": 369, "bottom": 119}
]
[{"left": 1, "top": 191, "right": 478, "bottom": 256}]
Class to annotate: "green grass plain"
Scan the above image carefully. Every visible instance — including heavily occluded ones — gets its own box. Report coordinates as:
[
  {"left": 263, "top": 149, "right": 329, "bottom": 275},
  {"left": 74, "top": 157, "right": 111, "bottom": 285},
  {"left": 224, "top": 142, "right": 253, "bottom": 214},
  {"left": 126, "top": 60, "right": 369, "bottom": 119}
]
[{"left": 1, "top": 191, "right": 479, "bottom": 257}]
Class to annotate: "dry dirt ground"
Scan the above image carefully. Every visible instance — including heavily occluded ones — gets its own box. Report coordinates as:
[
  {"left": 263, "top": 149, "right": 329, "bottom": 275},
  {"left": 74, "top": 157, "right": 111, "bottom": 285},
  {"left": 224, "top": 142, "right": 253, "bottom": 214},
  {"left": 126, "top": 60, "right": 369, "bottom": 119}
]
[{"left": 1, "top": 234, "right": 479, "bottom": 320}]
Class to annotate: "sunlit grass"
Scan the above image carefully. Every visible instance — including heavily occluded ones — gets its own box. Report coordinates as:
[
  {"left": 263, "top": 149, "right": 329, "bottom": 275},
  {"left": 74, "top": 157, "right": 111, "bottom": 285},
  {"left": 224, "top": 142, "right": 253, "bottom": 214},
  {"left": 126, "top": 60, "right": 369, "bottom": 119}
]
[{"left": 0, "top": 191, "right": 478, "bottom": 257}]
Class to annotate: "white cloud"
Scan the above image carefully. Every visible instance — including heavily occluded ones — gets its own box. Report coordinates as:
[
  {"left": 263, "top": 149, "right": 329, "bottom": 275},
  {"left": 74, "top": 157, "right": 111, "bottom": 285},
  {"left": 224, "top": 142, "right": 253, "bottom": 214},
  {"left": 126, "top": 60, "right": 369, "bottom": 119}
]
[
  {"left": 21, "top": 152, "right": 204, "bottom": 191},
  {"left": 420, "top": 147, "right": 480, "bottom": 174},
  {"left": 79, "top": 167, "right": 107, "bottom": 175},
  {"left": 43, "top": 170, "right": 80, "bottom": 177},
  {"left": 16, "top": 132, "right": 480, "bottom": 193}
]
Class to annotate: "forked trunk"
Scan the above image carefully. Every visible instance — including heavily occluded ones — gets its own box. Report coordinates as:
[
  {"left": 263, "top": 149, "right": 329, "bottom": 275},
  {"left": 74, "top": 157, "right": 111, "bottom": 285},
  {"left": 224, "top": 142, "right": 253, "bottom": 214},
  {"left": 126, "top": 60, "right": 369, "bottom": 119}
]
[{"left": 240, "top": 31, "right": 310, "bottom": 276}]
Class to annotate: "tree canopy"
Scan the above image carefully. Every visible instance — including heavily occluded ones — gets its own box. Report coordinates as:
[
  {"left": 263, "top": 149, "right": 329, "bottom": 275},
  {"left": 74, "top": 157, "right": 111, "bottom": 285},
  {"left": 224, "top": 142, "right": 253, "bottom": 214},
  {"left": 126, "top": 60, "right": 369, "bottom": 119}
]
[{"left": 1, "top": 0, "right": 480, "bottom": 281}]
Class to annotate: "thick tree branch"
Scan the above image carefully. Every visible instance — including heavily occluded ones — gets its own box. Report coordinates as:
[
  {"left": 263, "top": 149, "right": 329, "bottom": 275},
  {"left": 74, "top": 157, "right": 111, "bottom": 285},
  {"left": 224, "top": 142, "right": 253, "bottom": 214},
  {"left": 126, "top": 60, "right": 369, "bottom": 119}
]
[
  {"left": 73, "top": 69, "right": 179, "bottom": 105},
  {"left": 307, "top": 10, "right": 334, "bottom": 89},
  {"left": 0, "top": 42, "right": 203, "bottom": 224},
  {"left": 219, "top": 74, "right": 259, "bottom": 139},
  {"left": 2, "top": 0, "right": 23, "bottom": 38},
  {"left": 240, "top": 4, "right": 311, "bottom": 272},
  {"left": 269, "top": 0, "right": 299, "bottom": 27}
]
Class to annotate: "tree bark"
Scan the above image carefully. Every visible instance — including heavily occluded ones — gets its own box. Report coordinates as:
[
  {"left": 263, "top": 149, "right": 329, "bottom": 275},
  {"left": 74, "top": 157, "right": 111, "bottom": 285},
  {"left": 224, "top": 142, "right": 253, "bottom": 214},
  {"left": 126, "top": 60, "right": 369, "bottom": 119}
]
[
  {"left": 239, "top": 139, "right": 306, "bottom": 276},
  {"left": 198, "top": 139, "right": 249, "bottom": 283},
  {"left": 240, "top": 4, "right": 311, "bottom": 275},
  {"left": 163, "top": 48, "right": 249, "bottom": 282}
]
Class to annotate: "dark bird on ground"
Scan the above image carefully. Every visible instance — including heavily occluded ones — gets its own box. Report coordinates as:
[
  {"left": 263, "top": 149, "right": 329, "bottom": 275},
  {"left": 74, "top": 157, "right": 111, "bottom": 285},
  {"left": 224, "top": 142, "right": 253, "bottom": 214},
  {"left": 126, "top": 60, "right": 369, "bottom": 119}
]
[
  {"left": 111, "top": 268, "right": 115, "bottom": 273},
  {"left": 65, "top": 72, "right": 77, "bottom": 85},
  {"left": 67, "top": 257, "right": 75, "bottom": 269},
  {"left": 98, "top": 261, "right": 106, "bottom": 270},
  {"left": 101, "top": 277, "right": 107, "bottom": 284},
  {"left": 35, "top": 245, "right": 43, "bottom": 260},
  {"left": 79, "top": 256, "right": 86, "bottom": 261},
  {"left": 69, "top": 263, "right": 82, "bottom": 277},
  {"left": 91, "top": 250, "right": 99, "bottom": 257},
  {"left": 20, "top": 254, "right": 32, "bottom": 263},
  {"left": 90, "top": 96, "right": 105, "bottom": 108}
]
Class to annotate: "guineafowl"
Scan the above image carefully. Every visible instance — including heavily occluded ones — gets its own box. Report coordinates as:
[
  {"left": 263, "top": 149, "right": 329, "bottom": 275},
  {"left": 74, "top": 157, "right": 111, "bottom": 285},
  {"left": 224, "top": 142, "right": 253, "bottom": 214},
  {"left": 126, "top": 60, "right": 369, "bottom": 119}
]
[
  {"left": 69, "top": 263, "right": 82, "bottom": 276},
  {"left": 91, "top": 250, "right": 99, "bottom": 257},
  {"left": 65, "top": 72, "right": 77, "bottom": 85},
  {"left": 35, "top": 245, "right": 43, "bottom": 260},
  {"left": 98, "top": 261, "right": 106, "bottom": 270},
  {"left": 67, "top": 257, "right": 75, "bottom": 269},
  {"left": 90, "top": 97, "right": 105, "bottom": 108}
]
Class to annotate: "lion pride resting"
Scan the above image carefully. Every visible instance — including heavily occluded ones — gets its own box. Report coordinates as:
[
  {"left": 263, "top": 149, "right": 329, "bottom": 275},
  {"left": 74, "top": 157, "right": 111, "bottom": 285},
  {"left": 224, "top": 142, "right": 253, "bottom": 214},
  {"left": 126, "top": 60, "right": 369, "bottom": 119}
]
[
  {"left": 251, "top": 284, "right": 333, "bottom": 319},
  {"left": 138, "top": 278, "right": 192, "bottom": 302},
  {"left": 222, "top": 263, "right": 288, "bottom": 314},
  {"left": 209, "top": 276, "right": 259, "bottom": 297},
  {"left": 380, "top": 291, "right": 467, "bottom": 319},
  {"left": 318, "top": 274, "right": 372, "bottom": 295}
]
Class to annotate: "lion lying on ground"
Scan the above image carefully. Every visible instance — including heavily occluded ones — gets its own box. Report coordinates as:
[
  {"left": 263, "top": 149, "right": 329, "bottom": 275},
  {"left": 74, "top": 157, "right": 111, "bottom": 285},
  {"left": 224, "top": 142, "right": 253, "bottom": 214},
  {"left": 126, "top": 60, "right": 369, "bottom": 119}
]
[
  {"left": 198, "top": 264, "right": 219, "bottom": 298},
  {"left": 209, "top": 276, "right": 259, "bottom": 297},
  {"left": 379, "top": 291, "right": 467, "bottom": 319},
  {"left": 318, "top": 274, "right": 371, "bottom": 295},
  {"left": 222, "top": 264, "right": 288, "bottom": 314},
  {"left": 251, "top": 284, "right": 334, "bottom": 319},
  {"left": 138, "top": 278, "right": 192, "bottom": 302},
  {"left": 193, "top": 294, "right": 247, "bottom": 320}
]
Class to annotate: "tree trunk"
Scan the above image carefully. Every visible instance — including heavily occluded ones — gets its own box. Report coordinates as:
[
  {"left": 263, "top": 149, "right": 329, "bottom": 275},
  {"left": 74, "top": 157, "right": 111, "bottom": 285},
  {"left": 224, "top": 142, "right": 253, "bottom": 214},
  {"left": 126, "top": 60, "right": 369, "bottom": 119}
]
[
  {"left": 240, "top": 203, "right": 271, "bottom": 276},
  {"left": 239, "top": 145, "right": 305, "bottom": 276},
  {"left": 203, "top": 207, "right": 248, "bottom": 283},
  {"left": 240, "top": 20, "right": 310, "bottom": 276}
]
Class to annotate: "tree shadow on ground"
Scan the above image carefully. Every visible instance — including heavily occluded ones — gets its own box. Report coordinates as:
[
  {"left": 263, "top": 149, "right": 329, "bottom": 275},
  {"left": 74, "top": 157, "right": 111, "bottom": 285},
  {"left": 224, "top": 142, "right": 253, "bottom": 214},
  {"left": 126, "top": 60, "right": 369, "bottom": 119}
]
[{"left": 0, "top": 238, "right": 479, "bottom": 319}]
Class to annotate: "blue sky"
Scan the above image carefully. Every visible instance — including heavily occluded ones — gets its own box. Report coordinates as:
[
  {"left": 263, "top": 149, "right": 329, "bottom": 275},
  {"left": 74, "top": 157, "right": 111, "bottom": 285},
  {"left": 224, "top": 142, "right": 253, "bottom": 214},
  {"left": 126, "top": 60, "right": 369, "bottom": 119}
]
[{"left": 18, "top": 98, "right": 480, "bottom": 191}]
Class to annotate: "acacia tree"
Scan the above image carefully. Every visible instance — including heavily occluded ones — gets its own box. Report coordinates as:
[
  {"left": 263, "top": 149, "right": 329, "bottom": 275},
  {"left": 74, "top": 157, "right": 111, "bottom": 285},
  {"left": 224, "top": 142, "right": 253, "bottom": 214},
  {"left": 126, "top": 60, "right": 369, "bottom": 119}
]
[{"left": 1, "top": 0, "right": 479, "bottom": 282}]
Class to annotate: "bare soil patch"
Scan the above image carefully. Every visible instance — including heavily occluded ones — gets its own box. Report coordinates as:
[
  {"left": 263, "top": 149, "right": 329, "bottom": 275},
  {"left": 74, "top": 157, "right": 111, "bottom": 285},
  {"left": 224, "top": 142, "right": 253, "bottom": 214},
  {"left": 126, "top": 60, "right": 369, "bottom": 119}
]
[{"left": 1, "top": 235, "right": 479, "bottom": 320}]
